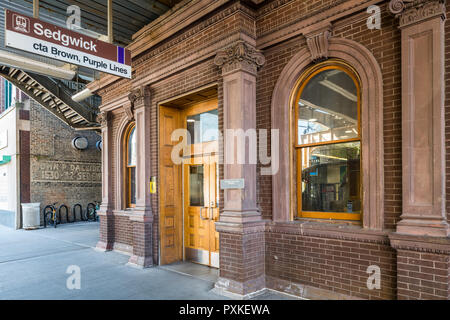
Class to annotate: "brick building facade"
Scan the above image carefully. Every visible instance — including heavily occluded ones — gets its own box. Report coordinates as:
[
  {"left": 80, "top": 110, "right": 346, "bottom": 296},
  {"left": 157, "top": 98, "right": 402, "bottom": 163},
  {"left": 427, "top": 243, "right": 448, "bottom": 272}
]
[
  {"left": 0, "top": 83, "right": 102, "bottom": 229},
  {"left": 88, "top": 0, "right": 450, "bottom": 299}
]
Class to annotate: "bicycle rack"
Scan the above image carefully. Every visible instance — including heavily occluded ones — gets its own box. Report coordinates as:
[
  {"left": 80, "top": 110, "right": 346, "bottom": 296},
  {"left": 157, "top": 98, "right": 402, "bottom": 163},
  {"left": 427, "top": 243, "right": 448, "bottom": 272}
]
[
  {"left": 43, "top": 205, "right": 54, "bottom": 228},
  {"left": 58, "top": 205, "right": 69, "bottom": 224},
  {"left": 67, "top": 204, "right": 75, "bottom": 223},
  {"left": 81, "top": 204, "right": 88, "bottom": 221},
  {"left": 73, "top": 204, "right": 83, "bottom": 222},
  {"left": 86, "top": 203, "right": 96, "bottom": 221}
]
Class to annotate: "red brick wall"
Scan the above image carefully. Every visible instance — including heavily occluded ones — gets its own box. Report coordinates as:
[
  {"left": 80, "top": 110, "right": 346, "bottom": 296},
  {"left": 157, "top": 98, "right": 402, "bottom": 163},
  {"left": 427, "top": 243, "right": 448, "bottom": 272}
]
[
  {"left": 110, "top": 108, "right": 126, "bottom": 208},
  {"left": 113, "top": 215, "right": 133, "bottom": 247},
  {"left": 256, "top": 0, "right": 348, "bottom": 38},
  {"left": 28, "top": 97, "right": 101, "bottom": 225},
  {"left": 333, "top": 5, "right": 402, "bottom": 230},
  {"left": 19, "top": 130, "right": 30, "bottom": 205},
  {"left": 397, "top": 250, "right": 450, "bottom": 300},
  {"left": 220, "top": 231, "right": 265, "bottom": 293},
  {"left": 99, "top": 213, "right": 114, "bottom": 249},
  {"left": 265, "top": 229, "right": 397, "bottom": 299},
  {"left": 257, "top": 37, "right": 304, "bottom": 219}
]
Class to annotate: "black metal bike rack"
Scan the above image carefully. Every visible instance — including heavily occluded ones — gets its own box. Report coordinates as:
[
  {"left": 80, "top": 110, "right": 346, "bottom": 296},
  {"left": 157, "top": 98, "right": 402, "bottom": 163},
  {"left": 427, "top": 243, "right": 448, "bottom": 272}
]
[
  {"left": 73, "top": 204, "right": 83, "bottom": 222},
  {"left": 58, "top": 205, "right": 69, "bottom": 224}
]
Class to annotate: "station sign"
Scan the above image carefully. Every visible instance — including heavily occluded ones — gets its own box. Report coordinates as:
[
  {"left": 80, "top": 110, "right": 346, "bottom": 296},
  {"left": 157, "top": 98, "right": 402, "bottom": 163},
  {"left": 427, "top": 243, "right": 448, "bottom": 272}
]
[{"left": 4, "top": 9, "right": 131, "bottom": 79}]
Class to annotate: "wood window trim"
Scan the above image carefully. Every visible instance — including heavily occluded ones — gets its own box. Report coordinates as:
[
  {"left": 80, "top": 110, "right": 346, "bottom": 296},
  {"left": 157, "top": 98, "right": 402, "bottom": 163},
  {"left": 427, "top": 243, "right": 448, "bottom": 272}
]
[
  {"left": 181, "top": 99, "right": 218, "bottom": 157},
  {"left": 294, "top": 60, "right": 362, "bottom": 221},
  {"left": 124, "top": 123, "right": 136, "bottom": 208}
]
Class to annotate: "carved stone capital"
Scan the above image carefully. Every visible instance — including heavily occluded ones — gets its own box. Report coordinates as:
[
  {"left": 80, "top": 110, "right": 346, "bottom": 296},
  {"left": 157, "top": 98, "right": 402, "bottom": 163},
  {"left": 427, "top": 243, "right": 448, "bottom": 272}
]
[
  {"left": 96, "top": 111, "right": 111, "bottom": 128},
  {"left": 305, "top": 26, "right": 331, "bottom": 62},
  {"left": 214, "top": 41, "right": 265, "bottom": 75},
  {"left": 128, "top": 85, "right": 150, "bottom": 108},
  {"left": 389, "top": 0, "right": 446, "bottom": 27}
]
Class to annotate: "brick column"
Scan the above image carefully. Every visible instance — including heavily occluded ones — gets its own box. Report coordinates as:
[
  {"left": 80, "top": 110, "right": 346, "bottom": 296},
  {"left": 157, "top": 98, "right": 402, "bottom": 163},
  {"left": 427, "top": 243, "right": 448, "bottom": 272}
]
[
  {"left": 389, "top": 0, "right": 450, "bottom": 299},
  {"left": 213, "top": 41, "right": 266, "bottom": 298},
  {"left": 96, "top": 111, "right": 114, "bottom": 251},
  {"left": 390, "top": 234, "right": 450, "bottom": 299},
  {"left": 127, "top": 86, "right": 153, "bottom": 268}
]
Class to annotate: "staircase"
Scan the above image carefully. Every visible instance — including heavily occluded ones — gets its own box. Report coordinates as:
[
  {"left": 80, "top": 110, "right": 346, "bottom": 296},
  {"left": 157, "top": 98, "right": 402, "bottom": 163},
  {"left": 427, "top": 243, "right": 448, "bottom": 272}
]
[{"left": 0, "top": 65, "right": 100, "bottom": 130}]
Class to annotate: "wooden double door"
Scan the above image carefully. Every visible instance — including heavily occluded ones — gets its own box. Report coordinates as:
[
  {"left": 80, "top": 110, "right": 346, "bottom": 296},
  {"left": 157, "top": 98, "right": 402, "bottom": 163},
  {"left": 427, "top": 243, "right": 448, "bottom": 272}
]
[{"left": 159, "top": 100, "right": 219, "bottom": 267}]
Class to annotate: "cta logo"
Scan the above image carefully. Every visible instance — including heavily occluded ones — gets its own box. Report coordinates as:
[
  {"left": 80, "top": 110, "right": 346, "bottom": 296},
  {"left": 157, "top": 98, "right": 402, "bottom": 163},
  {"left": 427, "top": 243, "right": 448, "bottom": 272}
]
[{"left": 13, "top": 14, "right": 30, "bottom": 33}]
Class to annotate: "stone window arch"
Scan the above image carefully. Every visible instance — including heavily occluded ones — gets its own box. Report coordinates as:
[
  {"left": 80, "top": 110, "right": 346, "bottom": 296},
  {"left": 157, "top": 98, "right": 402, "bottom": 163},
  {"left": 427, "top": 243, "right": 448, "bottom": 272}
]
[
  {"left": 115, "top": 116, "right": 136, "bottom": 210},
  {"left": 271, "top": 38, "right": 384, "bottom": 230}
]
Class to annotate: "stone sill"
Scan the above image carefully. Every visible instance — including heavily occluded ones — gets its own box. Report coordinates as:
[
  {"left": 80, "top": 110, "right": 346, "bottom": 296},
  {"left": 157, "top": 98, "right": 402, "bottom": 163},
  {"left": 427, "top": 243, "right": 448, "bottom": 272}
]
[
  {"left": 389, "top": 232, "right": 450, "bottom": 254},
  {"left": 266, "top": 220, "right": 392, "bottom": 245},
  {"left": 112, "top": 209, "right": 134, "bottom": 217}
]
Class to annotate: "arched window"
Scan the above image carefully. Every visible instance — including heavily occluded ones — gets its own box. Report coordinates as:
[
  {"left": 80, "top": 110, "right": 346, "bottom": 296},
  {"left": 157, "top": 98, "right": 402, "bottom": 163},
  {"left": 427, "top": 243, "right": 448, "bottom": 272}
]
[
  {"left": 125, "top": 124, "right": 136, "bottom": 208},
  {"left": 295, "top": 60, "right": 361, "bottom": 221}
]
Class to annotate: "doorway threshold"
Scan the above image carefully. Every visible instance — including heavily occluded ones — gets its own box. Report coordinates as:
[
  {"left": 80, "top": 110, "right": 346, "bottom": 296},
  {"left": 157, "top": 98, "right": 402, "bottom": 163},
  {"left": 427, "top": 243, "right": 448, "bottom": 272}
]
[{"left": 159, "top": 261, "right": 219, "bottom": 284}]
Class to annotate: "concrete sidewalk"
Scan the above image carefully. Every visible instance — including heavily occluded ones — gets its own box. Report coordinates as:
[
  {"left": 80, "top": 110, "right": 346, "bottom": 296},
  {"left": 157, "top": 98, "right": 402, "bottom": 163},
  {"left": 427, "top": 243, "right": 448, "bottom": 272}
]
[{"left": 0, "top": 223, "right": 296, "bottom": 300}]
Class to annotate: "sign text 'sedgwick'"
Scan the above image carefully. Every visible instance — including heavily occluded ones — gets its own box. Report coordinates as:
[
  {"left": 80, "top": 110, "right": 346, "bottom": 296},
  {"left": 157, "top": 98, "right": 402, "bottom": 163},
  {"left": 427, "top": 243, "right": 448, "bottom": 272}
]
[{"left": 4, "top": 9, "right": 131, "bottom": 78}]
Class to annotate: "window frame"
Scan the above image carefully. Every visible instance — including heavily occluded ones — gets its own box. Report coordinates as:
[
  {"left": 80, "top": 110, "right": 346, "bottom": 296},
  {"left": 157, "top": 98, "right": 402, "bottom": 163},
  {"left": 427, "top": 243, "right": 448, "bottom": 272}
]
[
  {"left": 294, "top": 60, "right": 362, "bottom": 221},
  {"left": 124, "top": 123, "right": 136, "bottom": 208}
]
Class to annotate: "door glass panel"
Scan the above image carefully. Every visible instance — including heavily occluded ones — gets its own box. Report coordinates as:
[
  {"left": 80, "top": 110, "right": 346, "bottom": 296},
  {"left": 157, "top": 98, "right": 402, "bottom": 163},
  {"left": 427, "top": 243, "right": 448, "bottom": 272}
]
[
  {"left": 298, "top": 69, "right": 358, "bottom": 145},
  {"left": 301, "top": 141, "right": 361, "bottom": 213},
  {"left": 187, "top": 109, "right": 218, "bottom": 144},
  {"left": 189, "top": 165, "right": 204, "bottom": 207}
]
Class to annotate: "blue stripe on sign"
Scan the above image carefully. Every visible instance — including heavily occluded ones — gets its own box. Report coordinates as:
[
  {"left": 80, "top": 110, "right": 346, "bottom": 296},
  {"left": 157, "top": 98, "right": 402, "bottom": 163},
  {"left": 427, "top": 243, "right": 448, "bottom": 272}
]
[{"left": 117, "top": 47, "right": 124, "bottom": 64}]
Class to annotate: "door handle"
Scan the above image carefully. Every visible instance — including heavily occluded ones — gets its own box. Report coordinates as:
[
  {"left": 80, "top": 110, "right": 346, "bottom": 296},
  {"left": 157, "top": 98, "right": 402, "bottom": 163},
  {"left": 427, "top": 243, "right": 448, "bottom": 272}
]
[
  {"left": 200, "top": 208, "right": 208, "bottom": 221},
  {"left": 209, "top": 201, "right": 218, "bottom": 221}
]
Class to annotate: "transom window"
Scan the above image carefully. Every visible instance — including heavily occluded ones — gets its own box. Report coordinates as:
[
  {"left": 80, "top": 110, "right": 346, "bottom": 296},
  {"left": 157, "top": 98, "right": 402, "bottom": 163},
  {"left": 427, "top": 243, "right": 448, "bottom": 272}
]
[
  {"left": 125, "top": 124, "right": 136, "bottom": 208},
  {"left": 295, "top": 61, "right": 361, "bottom": 221}
]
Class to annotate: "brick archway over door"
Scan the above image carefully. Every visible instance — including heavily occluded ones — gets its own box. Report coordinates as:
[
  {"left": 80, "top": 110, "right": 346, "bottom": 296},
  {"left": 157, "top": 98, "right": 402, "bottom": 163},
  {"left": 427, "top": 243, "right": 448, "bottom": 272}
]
[{"left": 271, "top": 37, "right": 384, "bottom": 230}]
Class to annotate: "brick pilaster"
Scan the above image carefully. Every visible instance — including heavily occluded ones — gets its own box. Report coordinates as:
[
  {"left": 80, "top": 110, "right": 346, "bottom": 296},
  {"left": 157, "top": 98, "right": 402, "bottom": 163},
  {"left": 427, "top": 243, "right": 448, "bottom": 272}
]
[
  {"left": 216, "top": 229, "right": 265, "bottom": 296},
  {"left": 96, "top": 111, "right": 115, "bottom": 251},
  {"left": 390, "top": 233, "right": 450, "bottom": 299},
  {"left": 127, "top": 86, "right": 153, "bottom": 268},
  {"left": 213, "top": 40, "right": 266, "bottom": 298}
]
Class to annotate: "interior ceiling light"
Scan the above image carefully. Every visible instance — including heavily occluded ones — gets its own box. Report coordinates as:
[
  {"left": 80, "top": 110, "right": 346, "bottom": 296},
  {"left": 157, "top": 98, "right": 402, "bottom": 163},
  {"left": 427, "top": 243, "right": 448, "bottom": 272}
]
[
  {"left": 311, "top": 153, "right": 347, "bottom": 161},
  {"left": 319, "top": 80, "right": 357, "bottom": 102},
  {"left": 187, "top": 119, "right": 196, "bottom": 123},
  {"left": 314, "top": 109, "right": 330, "bottom": 115},
  {"left": 309, "top": 118, "right": 317, "bottom": 122}
]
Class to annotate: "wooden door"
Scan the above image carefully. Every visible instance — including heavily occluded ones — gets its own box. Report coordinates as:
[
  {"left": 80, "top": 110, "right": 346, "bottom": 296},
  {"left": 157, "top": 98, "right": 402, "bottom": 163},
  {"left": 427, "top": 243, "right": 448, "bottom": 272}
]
[
  {"left": 208, "top": 156, "right": 219, "bottom": 268},
  {"left": 159, "top": 106, "right": 182, "bottom": 265},
  {"left": 181, "top": 100, "right": 219, "bottom": 267},
  {"left": 183, "top": 153, "right": 219, "bottom": 267}
]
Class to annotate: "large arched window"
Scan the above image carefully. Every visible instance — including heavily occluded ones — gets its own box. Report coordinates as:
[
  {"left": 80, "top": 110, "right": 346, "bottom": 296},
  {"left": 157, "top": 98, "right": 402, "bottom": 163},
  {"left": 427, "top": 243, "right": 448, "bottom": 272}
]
[
  {"left": 295, "top": 60, "right": 361, "bottom": 221},
  {"left": 125, "top": 123, "right": 136, "bottom": 208}
]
